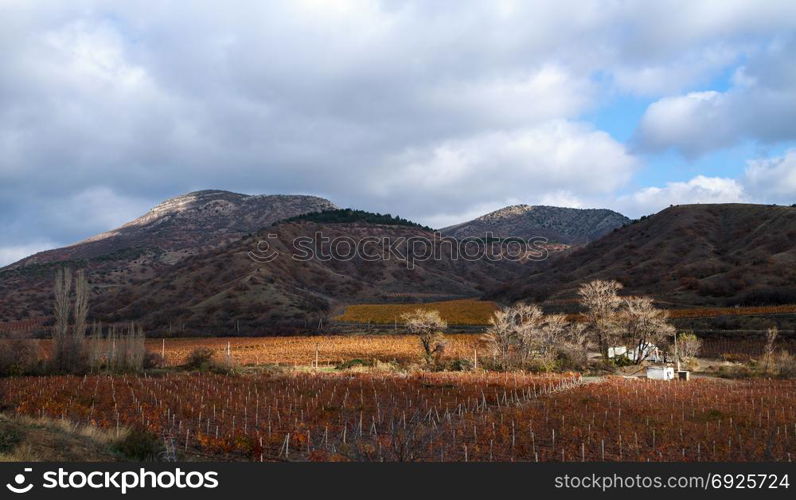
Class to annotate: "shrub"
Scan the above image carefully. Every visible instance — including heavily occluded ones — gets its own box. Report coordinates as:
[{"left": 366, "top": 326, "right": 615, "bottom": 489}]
[
  {"left": 556, "top": 347, "right": 589, "bottom": 371},
  {"left": 716, "top": 364, "right": 754, "bottom": 379},
  {"left": 184, "top": 347, "right": 215, "bottom": 370},
  {"left": 208, "top": 355, "right": 237, "bottom": 375},
  {"left": 0, "top": 339, "right": 41, "bottom": 376},
  {"left": 721, "top": 352, "right": 751, "bottom": 363},
  {"left": 772, "top": 351, "right": 796, "bottom": 378},
  {"left": 113, "top": 428, "right": 164, "bottom": 461},
  {"left": 0, "top": 427, "right": 23, "bottom": 453},
  {"left": 447, "top": 358, "right": 474, "bottom": 372},
  {"left": 143, "top": 351, "right": 165, "bottom": 370},
  {"left": 608, "top": 355, "right": 635, "bottom": 368},
  {"left": 183, "top": 347, "right": 237, "bottom": 374},
  {"left": 336, "top": 358, "right": 375, "bottom": 370},
  {"left": 677, "top": 332, "right": 702, "bottom": 363},
  {"left": 525, "top": 354, "right": 558, "bottom": 373}
]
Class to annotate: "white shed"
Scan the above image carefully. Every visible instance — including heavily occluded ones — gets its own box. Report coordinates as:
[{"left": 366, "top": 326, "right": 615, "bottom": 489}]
[
  {"left": 630, "top": 343, "right": 664, "bottom": 363},
  {"left": 608, "top": 346, "right": 627, "bottom": 359},
  {"left": 646, "top": 365, "right": 675, "bottom": 380}
]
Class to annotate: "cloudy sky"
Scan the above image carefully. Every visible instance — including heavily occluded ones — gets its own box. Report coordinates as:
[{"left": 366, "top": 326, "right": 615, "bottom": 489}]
[{"left": 1, "top": 0, "right": 795, "bottom": 266}]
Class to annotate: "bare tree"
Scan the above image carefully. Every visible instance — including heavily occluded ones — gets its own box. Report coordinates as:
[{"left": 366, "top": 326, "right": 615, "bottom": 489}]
[
  {"left": 401, "top": 309, "right": 448, "bottom": 364},
  {"left": 620, "top": 296, "right": 675, "bottom": 364},
  {"left": 73, "top": 270, "right": 89, "bottom": 340},
  {"left": 482, "top": 308, "right": 515, "bottom": 364},
  {"left": 51, "top": 267, "right": 89, "bottom": 373},
  {"left": 763, "top": 326, "right": 778, "bottom": 371},
  {"left": 510, "top": 304, "right": 546, "bottom": 364},
  {"left": 483, "top": 304, "right": 580, "bottom": 370},
  {"left": 88, "top": 322, "right": 146, "bottom": 372},
  {"left": 52, "top": 267, "right": 72, "bottom": 367},
  {"left": 578, "top": 280, "right": 623, "bottom": 360},
  {"left": 564, "top": 322, "right": 591, "bottom": 368},
  {"left": 483, "top": 304, "right": 543, "bottom": 368},
  {"left": 676, "top": 332, "right": 702, "bottom": 363}
]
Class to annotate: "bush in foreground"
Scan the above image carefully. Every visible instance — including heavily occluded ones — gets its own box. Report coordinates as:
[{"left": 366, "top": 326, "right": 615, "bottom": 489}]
[
  {"left": 184, "top": 347, "right": 236, "bottom": 374},
  {"left": 113, "top": 428, "right": 164, "bottom": 461}
]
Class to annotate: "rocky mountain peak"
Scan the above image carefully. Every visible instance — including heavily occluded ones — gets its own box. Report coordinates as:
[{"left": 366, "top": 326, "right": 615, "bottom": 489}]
[{"left": 441, "top": 204, "right": 630, "bottom": 244}]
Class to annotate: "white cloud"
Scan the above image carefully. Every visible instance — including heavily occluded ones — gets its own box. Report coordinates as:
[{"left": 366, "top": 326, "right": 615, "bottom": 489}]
[
  {"left": 616, "top": 148, "right": 796, "bottom": 217},
  {"left": 744, "top": 149, "right": 796, "bottom": 203},
  {"left": 611, "top": 46, "right": 740, "bottom": 96},
  {"left": 635, "top": 91, "right": 735, "bottom": 157},
  {"left": 0, "top": 242, "right": 58, "bottom": 267},
  {"left": 538, "top": 190, "right": 585, "bottom": 208},
  {"left": 618, "top": 175, "right": 747, "bottom": 217},
  {"left": 375, "top": 120, "right": 637, "bottom": 226},
  {"left": 425, "top": 65, "right": 594, "bottom": 127}
]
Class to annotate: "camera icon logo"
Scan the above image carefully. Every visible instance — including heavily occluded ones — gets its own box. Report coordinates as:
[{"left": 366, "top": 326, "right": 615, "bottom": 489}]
[{"left": 6, "top": 468, "right": 34, "bottom": 494}]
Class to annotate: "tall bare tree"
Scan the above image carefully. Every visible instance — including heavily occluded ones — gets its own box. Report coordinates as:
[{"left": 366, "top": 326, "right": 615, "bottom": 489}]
[
  {"left": 578, "top": 280, "right": 623, "bottom": 360},
  {"left": 53, "top": 268, "right": 72, "bottom": 341},
  {"left": 510, "top": 304, "right": 546, "bottom": 364},
  {"left": 73, "top": 270, "right": 89, "bottom": 341},
  {"left": 564, "top": 322, "right": 591, "bottom": 368},
  {"left": 401, "top": 309, "right": 448, "bottom": 364},
  {"left": 51, "top": 267, "right": 88, "bottom": 372},
  {"left": 483, "top": 304, "right": 579, "bottom": 370},
  {"left": 620, "top": 296, "right": 675, "bottom": 364},
  {"left": 763, "top": 326, "right": 778, "bottom": 371}
]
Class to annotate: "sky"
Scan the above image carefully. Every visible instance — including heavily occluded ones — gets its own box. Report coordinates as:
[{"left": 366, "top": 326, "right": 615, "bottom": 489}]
[{"left": 1, "top": 0, "right": 795, "bottom": 266}]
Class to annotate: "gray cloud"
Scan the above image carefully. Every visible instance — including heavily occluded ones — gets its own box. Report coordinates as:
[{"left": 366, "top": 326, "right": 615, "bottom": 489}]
[{"left": 1, "top": 0, "right": 795, "bottom": 265}]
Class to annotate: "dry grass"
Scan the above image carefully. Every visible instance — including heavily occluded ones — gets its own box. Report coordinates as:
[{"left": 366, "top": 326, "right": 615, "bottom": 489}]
[
  {"left": 146, "top": 334, "right": 484, "bottom": 367},
  {"left": 335, "top": 299, "right": 499, "bottom": 325},
  {"left": 0, "top": 413, "right": 126, "bottom": 462}
]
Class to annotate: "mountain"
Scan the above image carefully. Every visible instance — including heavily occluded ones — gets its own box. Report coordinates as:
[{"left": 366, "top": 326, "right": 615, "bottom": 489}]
[
  {"left": 89, "top": 220, "right": 525, "bottom": 334},
  {"left": 9, "top": 190, "right": 337, "bottom": 266},
  {"left": 0, "top": 192, "right": 525, "bottom": 330},
  {"left": 0, "top": 190, "right": 337, "bottom": 322},
  {"left": 491, "top": 204, "right": 796, "bottom": 308},
  {"left": 440, "top": 205, "right": 630, "bottom": 244}
]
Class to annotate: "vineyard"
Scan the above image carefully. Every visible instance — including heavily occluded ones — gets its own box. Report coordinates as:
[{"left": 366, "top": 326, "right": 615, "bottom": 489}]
[
  {"left": 334, "top": 299, "right": 499, "bottom": 325},
  {"left": 335, "top": 300, "right": 796, "bottom": 326},
  {"left": 21, "top": 330, "right": 794, "bottom": 371},
  {"left": 1, "top": 373, "right": 792, "bottom": 462},
  {"left": 145, "top": 334, "right": 483, "bottom": 367},
  {"left": 699, "top": 337, "right": 796, "bottom": 360}
]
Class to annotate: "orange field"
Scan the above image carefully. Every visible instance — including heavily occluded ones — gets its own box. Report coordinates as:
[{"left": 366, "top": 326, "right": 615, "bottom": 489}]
[
  {"left": 3, "top": 374, "right": 792, "bottom": 462},
  {"left": 334, "top": 300, "right": 796, "bottom": 326},
  {"left": 334, "top": 299, "right": 499, "bottom": 325},
  {"left": 147, "top": 334, "right": 483, "bottom": 367}
]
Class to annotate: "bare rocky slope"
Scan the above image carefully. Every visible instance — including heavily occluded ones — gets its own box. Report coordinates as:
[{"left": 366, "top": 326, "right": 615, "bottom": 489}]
[
  {"left": 0, "top": 190, "right": 337, "bottom": 322},
  {"left": 440, "top": 205, "right": 630, "bottom": 244},
  {"left": 9, "top": 190, "right": 337, "bottom": 266}
]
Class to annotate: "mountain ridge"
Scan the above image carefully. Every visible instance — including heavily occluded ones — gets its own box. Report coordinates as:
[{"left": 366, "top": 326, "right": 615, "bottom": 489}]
[
  {"left": 440, "top": 204, "right": 630, "bottom": 244},
  {"left": 489, "top": 203, "right": 796, "bottom": 308},
  {"left": 7, "top": 190, "right": 337, "bottom": 268}
]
